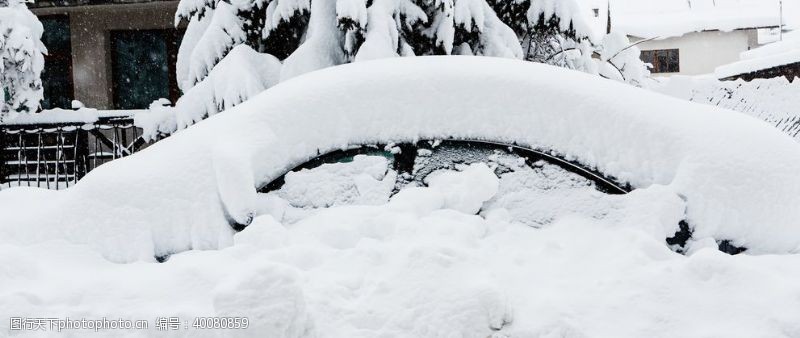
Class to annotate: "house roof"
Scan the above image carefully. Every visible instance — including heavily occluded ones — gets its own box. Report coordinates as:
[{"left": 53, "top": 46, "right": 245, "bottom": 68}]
[
  {"left": 715, "top": 30, "right": 800, "bottom": 79},
  {"left": 609, "top": 0, "right": 784, "bottom": 39}
]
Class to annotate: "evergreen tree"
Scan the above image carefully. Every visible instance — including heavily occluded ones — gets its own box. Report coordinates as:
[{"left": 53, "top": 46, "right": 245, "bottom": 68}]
[
  {"left": 172, "top": 0, "right": 523, "bottom": 126},
  {"left": 168, "top": 0, "right": 650, "bottom": 133},
  {"left": 175, "top": 0, "right": 522, "bottom": 89},
  {"left": 0, "top": 0, "right": 45, "bottom": 121}
]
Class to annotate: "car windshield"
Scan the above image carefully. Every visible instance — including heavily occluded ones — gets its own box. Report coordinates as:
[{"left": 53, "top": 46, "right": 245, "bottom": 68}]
[{"left": 263, "top": 140, "right": 627, "bottom": 227}]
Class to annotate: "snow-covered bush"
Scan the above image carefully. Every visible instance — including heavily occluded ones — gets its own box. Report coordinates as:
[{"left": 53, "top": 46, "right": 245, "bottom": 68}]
[
  {"left": 0, "top": 0, "right": 45, "bottom": 121},
  {"left": 596, "top": 31, "right": 651, "bottom": 87},
  {"left": 133, "top": 98, "right": 178, "bottom": 140}
]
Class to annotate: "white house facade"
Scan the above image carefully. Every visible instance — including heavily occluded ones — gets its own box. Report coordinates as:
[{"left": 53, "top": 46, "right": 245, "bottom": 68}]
[
  {"left": 632, "top": 29, "right": 763, "bottom": 76},
  {"left": 585, "top": 0, "right": 787, "bottom": 77}
]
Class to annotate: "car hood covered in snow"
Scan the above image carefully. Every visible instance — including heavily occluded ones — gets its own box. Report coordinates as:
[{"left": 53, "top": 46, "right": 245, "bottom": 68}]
[{"left": 3, "top": 56, "right": 800, "bottom": 261}]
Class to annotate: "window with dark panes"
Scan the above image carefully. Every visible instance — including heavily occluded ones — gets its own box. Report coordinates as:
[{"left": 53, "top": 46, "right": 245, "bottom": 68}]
[
  {"left": 111, "top": 30, "right": 183, "bottom": 109},
  {"left": 640, "top": 49, "right": 680, "bottom": 73},
  {"left": 39, "top": 15, "right": 74, "bottom": 110}
]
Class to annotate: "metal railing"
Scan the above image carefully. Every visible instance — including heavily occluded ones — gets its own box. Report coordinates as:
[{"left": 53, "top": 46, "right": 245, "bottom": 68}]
[{"left": 1, "top": 116, "right": 154, "bottom": 189}]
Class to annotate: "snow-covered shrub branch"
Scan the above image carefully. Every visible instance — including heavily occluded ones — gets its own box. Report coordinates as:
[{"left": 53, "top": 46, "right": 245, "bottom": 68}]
[
  {"left": 488, "top": 0, "right": 649, "bottom": 84},
  {"left": 595, "top": 31, "right": 650, "bottom": 87},
  {"left": 0, "top": 0, "right": 45, "bottom": 121}
]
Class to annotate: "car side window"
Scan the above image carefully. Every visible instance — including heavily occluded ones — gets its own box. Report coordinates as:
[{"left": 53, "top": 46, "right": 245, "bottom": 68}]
[{"left": 260, "top": 140, "right": 629, "bottom": 225}]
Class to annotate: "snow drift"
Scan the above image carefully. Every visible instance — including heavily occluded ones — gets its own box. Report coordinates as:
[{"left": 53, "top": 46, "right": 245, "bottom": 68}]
[
  {"left": 5, "top": 183, "right": 800, "bottom": 337},
  {"left": 2, "top": 56, "right": 800, "bottom": 261}
]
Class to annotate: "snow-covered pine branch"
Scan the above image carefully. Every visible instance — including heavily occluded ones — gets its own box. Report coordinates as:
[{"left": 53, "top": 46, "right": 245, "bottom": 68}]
[
  {"left": 175, "top": 0, "right": 309, "bottom": 91},
  {"left": 0, "top": 0, "right": 45, "bottom": 121}
]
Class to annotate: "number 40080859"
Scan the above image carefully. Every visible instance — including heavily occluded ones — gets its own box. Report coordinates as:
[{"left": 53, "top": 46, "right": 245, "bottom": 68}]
[{"left": 192, "top": 317, "right": 249, "bottom": 329}]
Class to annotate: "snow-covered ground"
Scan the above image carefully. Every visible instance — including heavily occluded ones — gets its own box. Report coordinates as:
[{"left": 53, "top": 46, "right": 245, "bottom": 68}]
[
  {"left": 3, "top": 160, "right": 800, "bottom": 337},
  {"left": 3, "top": 57, "right": 800, "bottom": 337}
]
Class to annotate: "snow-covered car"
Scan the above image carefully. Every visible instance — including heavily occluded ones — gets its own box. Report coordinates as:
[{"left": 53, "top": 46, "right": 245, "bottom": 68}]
[
  {"left": 4, "top": 56, "right": 800, "bottom": 259},
  {"left": 3, "top": 57, "right": 800, "bottom": 337}
]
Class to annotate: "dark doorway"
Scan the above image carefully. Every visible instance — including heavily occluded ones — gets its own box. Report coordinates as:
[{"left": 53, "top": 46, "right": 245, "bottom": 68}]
[{"left": 39, "top": 14, "right": 74, "bottom": 110}]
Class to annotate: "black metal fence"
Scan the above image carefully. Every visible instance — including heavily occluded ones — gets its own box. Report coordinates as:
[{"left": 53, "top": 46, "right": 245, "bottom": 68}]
[{"left": 0, "top": 117, "right": 154, "bottom": 189}]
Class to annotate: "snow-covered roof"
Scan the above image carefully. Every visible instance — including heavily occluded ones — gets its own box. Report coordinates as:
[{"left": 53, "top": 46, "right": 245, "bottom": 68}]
[
  {"left": 3, "top": 57, "right": 800, "bottom": 261},
  {"left": 715, "top": 30, "right": 800, "bottom": 78},
  {"left": 610, "top": 0, "right": 784, "bottom": 39}
]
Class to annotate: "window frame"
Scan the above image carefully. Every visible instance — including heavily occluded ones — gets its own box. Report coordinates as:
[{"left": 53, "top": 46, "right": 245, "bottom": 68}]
[
  {"left": 641, "top": 49, "right": 680, "bottom": 74},
  {"left": 259, "top": 140, "right": 630, "bottom": 196}
]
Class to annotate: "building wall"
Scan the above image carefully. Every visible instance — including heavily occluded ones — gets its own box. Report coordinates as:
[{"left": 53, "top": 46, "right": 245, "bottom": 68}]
[
  {"left": 635, "top": 29, "right": 761, "bottom": 77},
  {"left": 32, "top": 1, "right": 179, "bottom": 109}
]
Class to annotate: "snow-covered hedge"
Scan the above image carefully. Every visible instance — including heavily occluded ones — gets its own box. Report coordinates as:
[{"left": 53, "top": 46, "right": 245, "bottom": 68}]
[
  {"left": 3, "top": 57, "right": 796, "bottom": 262},
  {"left": 655, "top": 76, "right": 800, "bottom": 141},
  {"left": 0, "top": 0, "right": 45, "bottom": 120}
]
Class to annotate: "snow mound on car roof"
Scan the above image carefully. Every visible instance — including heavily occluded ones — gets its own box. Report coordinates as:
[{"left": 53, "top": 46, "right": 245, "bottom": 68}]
[{"left": 2, "top": 56, "right": 800, "bottom": 260}]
